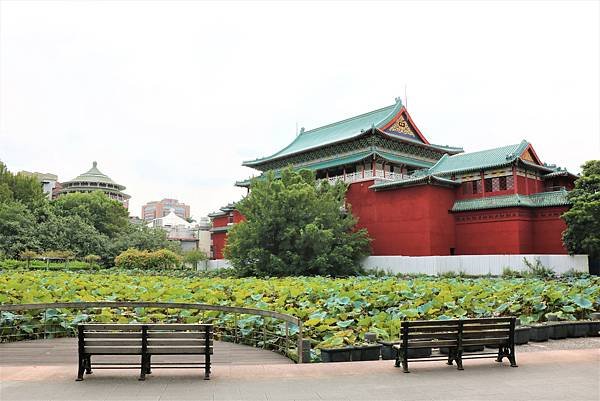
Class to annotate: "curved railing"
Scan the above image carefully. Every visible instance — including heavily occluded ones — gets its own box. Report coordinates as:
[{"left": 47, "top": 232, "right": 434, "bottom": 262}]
[{"left": 0, "top": 302, "right": 304, "bottom": 363}]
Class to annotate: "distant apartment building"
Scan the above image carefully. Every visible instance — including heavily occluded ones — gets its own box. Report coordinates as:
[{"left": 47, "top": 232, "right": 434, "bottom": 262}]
[
  {"left": 19, "top": 171, "right": 58, "bottom": 200},
  {"left": 142, "top": 198, "right": 190, "bottom": 222}
]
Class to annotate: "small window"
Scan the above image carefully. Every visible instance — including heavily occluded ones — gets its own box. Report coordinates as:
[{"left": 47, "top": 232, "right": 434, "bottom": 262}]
[
  {"left": 472, "top": 180, "right": 481, "bottom": 194},
  {"left": 499, "top": 176, "right": 507, "bottom": 190},
  {"left": 228, "top": 213, "right": 234, "bottom": 224},
  {"left": 484, "top": 178, "right": 493, "bottom": 193},
  {"left": 462, "top": 181, "right": 472, "bottom": 195}
]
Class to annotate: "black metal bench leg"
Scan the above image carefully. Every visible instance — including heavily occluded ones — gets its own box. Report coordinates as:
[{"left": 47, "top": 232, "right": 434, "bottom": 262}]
[
  {"left": 455, "top": 351, "right": 464, "bottom": 371},
  {"left": 139, "top": 356, "right": 147, "bottom": 381},
  {"left": 509, "top": 346, "right": 518, "bottom": 367},
  {"left": 146, "top": 355, "right": 152, "bottom": 374},
  {"left": 401, "top": 350, "right": 409, "bottom": 373},
  {"left": 76, "top": 356, "right": 85, "bottom": 381},
  {"left": 496, "top": 347, "right": 504, "bottom": 362},
  {"left": 85, "top": 356, "right": 93, "bottom": 374},
  {"left": 447, "top": 349, "right": 454, "bottom": 365}
]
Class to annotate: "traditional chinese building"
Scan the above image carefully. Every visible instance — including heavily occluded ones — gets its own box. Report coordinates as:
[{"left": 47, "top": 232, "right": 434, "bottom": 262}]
[
  {"left": 57, "top": 161, "right": 131, "bottom": 208},
  {"left": 210, "top": 98, "right": 576, "bottom": 259}
]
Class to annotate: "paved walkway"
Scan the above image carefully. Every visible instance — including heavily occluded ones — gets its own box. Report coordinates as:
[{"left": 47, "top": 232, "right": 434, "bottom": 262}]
[{"left": 0, "top": 339, "right": 598, "bottom": 401}]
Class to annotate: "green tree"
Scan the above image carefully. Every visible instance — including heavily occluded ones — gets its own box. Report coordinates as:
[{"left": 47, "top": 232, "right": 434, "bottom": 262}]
[
  {"left": 0, "top": 202, "right": 38, "bottom": 258},
  {"left": 563, "top": 160, "right": 600, "bottom": 259},
  {"left": 51, "top": 191, "right": 129, "bottom": 238},
  {"left": 37, "top": 214, "right": 110, "bottom": 259},
  {"left": 224, "top": 168, "right": 371, "bottom": 277},
  {"left": 183, "top": 249, "right": 208, "bottom": 269},
  {"left": 110, "top": 224, "right": 180, "bottom": 256}
]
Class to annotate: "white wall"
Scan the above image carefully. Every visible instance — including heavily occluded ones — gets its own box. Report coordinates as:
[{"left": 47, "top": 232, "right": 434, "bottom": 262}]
[
  {"left": 206, "top": 255, "right": 589, "bottom": 275},
  {"left": 361, "top": 254, "right": 589, "bottom": 276}
]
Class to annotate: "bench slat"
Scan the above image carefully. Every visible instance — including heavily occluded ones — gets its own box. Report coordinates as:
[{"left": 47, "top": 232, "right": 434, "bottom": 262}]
[
  {"left": 402, "top": 340, "right": 458, "bottom": 348},
  {"left": 84, "top": 332, "right": 142, "bottom": 339},
  {"left": 403, "top": 332, "right": 458, "bottom": 340},
  {"left": 148, "top": 332, "right": 211, "bottom": 339},
  {"left": 462, "top": 338, "right": 509, "bottom": 346},
  {"left": 84, "top": 347, "right": 142, "bottom": 354},
  {"left": 85, "top": 340, "right": 141, "bottom": 346},
  {"left": 401, "top": 326, "right": 460, "bottom": 333},
  {"left": 403, "top": 321, "right": 460, "bottom": 328},
  {"left": 147, "top": 347, "right": 213, "bottom": 354},
  {"left": 82, "top": 324, "right": 212, "bottom": 331},
  {"left": 148, "top": 340, "right": 213, "bottom": 346},
  {"left": 462, "top": 323, "right": 511, "bottom": 330},
  {"left": 463, "top": 331, "right": 509, "bottom": 339}
]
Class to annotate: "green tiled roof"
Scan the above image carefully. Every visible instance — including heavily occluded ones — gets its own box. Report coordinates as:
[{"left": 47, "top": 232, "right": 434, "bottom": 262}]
[
  {"left": 543, "top": 170, "right": 578, "bottom": 179},
  {"left": 244, "top": 103, "right": 401, "bottom": 166},
  {"left": 427, "top": 140, "right": 531, "bottom": 176},
  {"left": 243, "top": 100, "right": 463, "bottom": 168},
  {"left": 67, "top": 162, "right": 121, "bottom": 187},
  {"left": 375, "top": 150, "right": 435, "bottom": 168},
  {"left": 370, "top": 174, "right": 459, "bottom": 191},
  {"left": 451, "top": 190, "right": 570, "bottom": 212}
]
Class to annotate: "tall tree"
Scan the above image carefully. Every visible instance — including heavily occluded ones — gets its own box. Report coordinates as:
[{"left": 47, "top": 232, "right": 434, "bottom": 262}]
[
  {"left": 224, "top": 168, "right": 371, "bottom": 277},
  {"left": 562, "top": 160, "right": 600, "bottom": 259},
  {"left": 52, "top": 191, "right": 129, "bottom": 238}
]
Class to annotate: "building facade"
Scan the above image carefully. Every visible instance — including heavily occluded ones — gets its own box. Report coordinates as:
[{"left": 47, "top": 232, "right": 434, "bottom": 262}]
[
  {"left": 57, "top": 161, "right": 131, "bottom": 208},
  {"left": 142, "top": 198, "right": 191, "bottom": 222},
  {"left": 19, "top": 171, "right": 58, "bottom": 200},
  {"left": 210, "top": 98, "right": 576, "bottom": 259}
]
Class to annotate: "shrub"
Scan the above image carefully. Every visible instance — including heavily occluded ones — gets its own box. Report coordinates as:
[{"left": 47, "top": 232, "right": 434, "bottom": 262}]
[
  {"left": 114, "top": 248, "right": 182, "bottom": 270},
  {"left": 523, "top": 257, "right": 555, "bottom": 278}
]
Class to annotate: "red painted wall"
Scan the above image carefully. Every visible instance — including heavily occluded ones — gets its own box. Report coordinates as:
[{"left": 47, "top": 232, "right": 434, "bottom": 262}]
[
  {"left": 346, "top": 181, "right": 456, "bottom": 256},
  {"left": 211, "top": 181, "right": 570, "bottom": 258},
  {"left": 454, "top": 208, "right": 533, "bottom": 254},
  {"left": 532, "top": 206, "right": 569, "bottom": 254}
]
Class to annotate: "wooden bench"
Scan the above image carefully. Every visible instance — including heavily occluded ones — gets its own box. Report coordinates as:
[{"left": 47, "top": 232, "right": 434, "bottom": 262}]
[
  {"left": 394, "top": 317, "right": 517, "bottom": 373},
  {"left": 77, "top": 323, "right": 213, "bottom": 381}
]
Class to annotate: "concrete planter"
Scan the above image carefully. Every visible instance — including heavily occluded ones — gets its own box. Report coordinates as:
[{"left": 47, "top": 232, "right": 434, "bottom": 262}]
[
  {"left": 320, "top": 347, "right": 352, "bottom": 362},
  {"left": 350, "top": 344, "right": 382, "bottom": 361},
  {"left": 529, "top": 324, "right": 549, "bottom": 342},
  {"left": 549, "top": 322, "right": 568, "bottom": 340},
  {"left": 587, "top": 320, "right": 600, "bottom": 337},
  {"left": 567, "top": 321, "right": 589, "bottom": 338},
  {"left": 378, "top": 341, "right": 399, "bottom": 360},
  {"left": 515, "top": 326, "right": 531, "bottom": 345}
]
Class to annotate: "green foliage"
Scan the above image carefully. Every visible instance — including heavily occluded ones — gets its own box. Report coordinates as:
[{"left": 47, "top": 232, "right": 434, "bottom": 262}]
[
  {"left": 0, "top": 202, "right": 38, "bottom": 258},
  {"left": 0, "top": 161, "right": 47, "bottom": 209},
  {"left": 51, "top": 191, "right": 129, "bottom": 238},
  {"left": 225, "top": 168, "right": 371, "bottom": 277},
  {"left": 1, "top": 272, "right": 599, "bottom": 347},
  {"left": 523, "top": 257, "right": 555, "bottom": 278},
  {"left": 114, "top": 248, "right": 183, "bottom": 269},
  {"left": 563, "top": 160, "right": 600, "bottom": 259},
  {"left": 183, "top": 249, "right": 208, "bottom": 268}
]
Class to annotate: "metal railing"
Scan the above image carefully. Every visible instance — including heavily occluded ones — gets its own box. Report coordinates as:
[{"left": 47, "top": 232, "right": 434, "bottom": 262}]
[
  {"left": 323, "top": 170, "right": 407, "bottom": 185},
  {"left": 0, "top": 302, "right": 304, "bottom": 363}
]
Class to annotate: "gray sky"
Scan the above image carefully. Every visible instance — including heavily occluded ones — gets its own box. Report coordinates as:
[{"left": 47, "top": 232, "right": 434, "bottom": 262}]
[{"left": 1, "top": 0, "right": 598, "bottom": 218}]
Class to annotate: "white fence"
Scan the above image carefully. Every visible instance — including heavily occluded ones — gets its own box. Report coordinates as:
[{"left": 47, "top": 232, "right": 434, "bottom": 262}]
[
  {"left": 361, "top": 254, "right": 589, "bottom": 276},
  {"left": 206, "top": 254, "right": 589, "bottom": 276}
]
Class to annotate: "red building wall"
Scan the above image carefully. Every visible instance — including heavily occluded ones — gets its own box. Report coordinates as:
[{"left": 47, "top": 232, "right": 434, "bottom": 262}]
[
  {"left": 532, "top": 206, "right": 569, "bottom": 254},
  {"left": 346, "top": 181, "right": 456, "bottom": 256},
  {"left": 211, "top": 210, "right": 245, "bottom": 259}
]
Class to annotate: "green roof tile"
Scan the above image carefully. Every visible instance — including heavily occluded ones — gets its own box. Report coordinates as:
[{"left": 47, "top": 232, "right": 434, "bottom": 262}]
[
  {"left": 244, "top": 103, "right": 401, "bottom": 166},
  {"left": 451, "top": 190, "right": 570, "bottom": 212},
  {"left": 65, "top": 161, "right": 124, "bottom": 189},
  {"left": 370, "top": 174, "right": 459, "bottom": 191},
  {"left": 427, "top": 140, "right": 530, "bottom": 176}
]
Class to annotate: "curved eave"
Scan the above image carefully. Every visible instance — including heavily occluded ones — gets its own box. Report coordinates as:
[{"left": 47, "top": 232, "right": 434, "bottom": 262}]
[
  {"left": 451, "top": 191, "right": 570, "bottom": 212},
  {"left": 543, "top": 170, "right": 579, "bottom": 180},
  {"left": 370, "top": 175, "right": 459, "bottom": 191},
  {"left": 62, "top": 180, "right": 126, "bottom": 191},
  {"left": 243, "top": 102, "right": 405, "bottom": 167}
]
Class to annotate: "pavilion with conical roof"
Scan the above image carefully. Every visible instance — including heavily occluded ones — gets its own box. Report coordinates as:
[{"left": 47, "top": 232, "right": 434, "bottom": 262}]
[{"left": 57, "top": 161, "right": 131, "bottom": 208}]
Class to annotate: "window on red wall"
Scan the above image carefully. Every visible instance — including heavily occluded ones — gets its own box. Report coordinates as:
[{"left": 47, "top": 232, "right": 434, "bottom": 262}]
[
  {"left": 462, "top": 181, "right": 472, "bottom": 195},
  {"left": 484, "top": 178, "right": 493, "bottom": 193},
  {"left": 228, "top": 213, "right": 234, "bottom": 224},
  {"left": 472, "top": 180, "right": 481, "bottom": 194},
  {"left": 499, "top": 176, "right": 507, "bottom": 190}
]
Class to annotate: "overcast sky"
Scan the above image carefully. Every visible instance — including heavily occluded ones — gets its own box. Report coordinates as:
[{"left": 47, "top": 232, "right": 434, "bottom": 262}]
[{"left": 1, "top": 0, "right": 598, "bottom": 218}]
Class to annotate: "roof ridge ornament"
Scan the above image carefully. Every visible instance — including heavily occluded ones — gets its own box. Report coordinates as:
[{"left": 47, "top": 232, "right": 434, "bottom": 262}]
[
  {"left": 394, "top": 96, "right": 403, "bottom": 105},
  {"left": 93, "top": 161, "right": 97, "bottom": 168}
]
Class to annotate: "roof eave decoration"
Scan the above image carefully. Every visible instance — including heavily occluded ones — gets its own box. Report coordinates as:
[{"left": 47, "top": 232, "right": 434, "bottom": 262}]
[
  {"left": 451, "top": 190, "right": 571, "bottom": 212},
  {"left": 369, "top": 174, "right": 460, "bottom": 191},
  {"left": 379, "top": 105, "right": 430, "bottom": 144}
]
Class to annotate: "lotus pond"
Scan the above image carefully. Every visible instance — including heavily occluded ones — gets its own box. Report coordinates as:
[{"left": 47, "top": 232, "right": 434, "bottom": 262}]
[{"left": 0, "top": 271, "right": 599, "bottom": 349}]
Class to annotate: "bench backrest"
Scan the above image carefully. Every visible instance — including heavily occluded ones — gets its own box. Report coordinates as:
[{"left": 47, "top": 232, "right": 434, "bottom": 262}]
[
  {"left": 79, "top": 324, "right": 214, "bottom": 355},
  {"left": 400, "top": 317, "right": 514, "bottom": 349}
]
